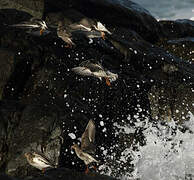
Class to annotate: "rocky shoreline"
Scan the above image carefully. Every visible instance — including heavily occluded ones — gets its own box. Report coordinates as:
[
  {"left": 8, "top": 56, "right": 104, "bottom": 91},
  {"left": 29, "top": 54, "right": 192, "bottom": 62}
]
[{"left": 0, "top": 0, "right": 194, "bottom": 179}]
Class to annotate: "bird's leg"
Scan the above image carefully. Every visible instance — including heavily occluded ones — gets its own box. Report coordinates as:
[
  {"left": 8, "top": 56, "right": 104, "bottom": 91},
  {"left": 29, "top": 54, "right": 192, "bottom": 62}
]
[
  {"left": 105, "top": 77, "right": 111, "bottom": 86},
  {"left": 40, "top": 29, "right": 44, "bottom": 35},
  {"left": 85, "top": 165, "right": 89, "bottom": 174},
  {"left": 42, "top": 168, "right": 45, "bottom": 173},
  {"left": 101, "top": 32, "right": 105, "bottom": 40},
  {"left": 92, "top": 165, "right": 97, "bottom": 171}
]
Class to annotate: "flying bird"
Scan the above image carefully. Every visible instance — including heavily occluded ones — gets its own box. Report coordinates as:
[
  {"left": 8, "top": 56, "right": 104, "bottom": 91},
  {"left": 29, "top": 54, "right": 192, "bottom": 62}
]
[
  {"left": 72, "top": 60, "right": 118, "bottom": 86},
  {"left": 71, "top": 120, "right": 98, "bottom": 173},
  {"left": 92, "top": 21, "right": 112, "bottom": 40},
  {"left": 57, "top": 19, "right": 112, "bottom": 47},
  {"left": 57, "top": 21, "right": 75, "bottom": 48},
  {"left": 9, "top": 18, "right": 48, "bottom": 35}
]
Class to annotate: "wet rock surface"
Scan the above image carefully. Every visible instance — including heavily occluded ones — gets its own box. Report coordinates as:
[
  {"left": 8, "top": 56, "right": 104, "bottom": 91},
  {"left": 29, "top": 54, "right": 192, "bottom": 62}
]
[
  {"left": 158, "top": 37, "right": 194, "bottom": 64},
  {"left": 0, "top": 0, "right": 44, "bottom": 18},
  {"left": 149, "top": 84, "right": 194, "bottom": 122},
  {"left": 159, "top": 19, "right": 194, "bottom": 39},
  {"left": 0, "top": 49, "right": 14, "bottom": 100},
  {"left": 1, "top": 168, "right": 118, "bottom": 180},
  {"left": 0, "top": 0, "right": 194, "bottom": 180}
]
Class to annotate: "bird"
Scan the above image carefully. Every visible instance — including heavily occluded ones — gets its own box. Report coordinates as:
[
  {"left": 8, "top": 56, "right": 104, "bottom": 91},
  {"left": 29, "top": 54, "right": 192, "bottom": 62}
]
[
  {"left": 24, "top": 151, "right": 57, "bottom": 172},
  {"left": 57, "top": 21, "right": 75, "bottom": 48},
  {"left": 92, "top": 21, "right": 112, "bottom": 40},
  {"left": 71, "top": 120, "right": 98, "bottom": 174},
  {"left": 70, "top": 20, "right": 112, "bottom": 40},
  {"left": 70, "top": 23, "right": 103, "bottom": 39},
  {"left": 60, "top": 9, "right": 112, "bottom": 40},
  {"left": 57, "top": 18, "right": 112, "bottom": 47},
  {"left": 9, "top": 18, "right": 48, "bottom": 35},
  {"left": 57, "top": 21, "right": 103, "bottom": 47},
  {"left": 71, "top": 19, "right": 112, "bottom": 40},
  {"left": 72, "top": 60, "right": 118, "bottom": 86}
]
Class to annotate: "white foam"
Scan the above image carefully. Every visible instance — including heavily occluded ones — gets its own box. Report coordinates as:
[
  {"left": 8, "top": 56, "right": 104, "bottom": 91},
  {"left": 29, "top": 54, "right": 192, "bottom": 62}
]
[{"left": 68, "top": 133, "right": 76, "bottom": 139}]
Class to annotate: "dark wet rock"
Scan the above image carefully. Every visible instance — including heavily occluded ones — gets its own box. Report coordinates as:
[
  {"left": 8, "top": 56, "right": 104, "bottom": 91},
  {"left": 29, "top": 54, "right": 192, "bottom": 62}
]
[
  {"left": 149, "top": 84, "right": 194, "bottom": 122},
  {"left": 0, "top": 19, "right": 44, "bottom": 99},
  {"left": 0, "top": 100, "right": 23, "bottom": 172},
  {"left": 43, "top": 168, "right": 118, "bottom": 180},
  {"left": 0, "top": 174, "right": 17, "bottom": 180},
  {"left": 0, "top": 49, "right": 15, "bottom": 99},
  {"left": 161, "top": 63, "right": 178, "bottom": 74},
  {"left": 106, "top": 35, "right": 194, "bottom": 84},
  {"left": 158, "top": 37, "right": 194, "bottom": 64},
  {"left": 0, "top": 9, "right": 32, "bottom": 26},
  {"left": 44, "top": 0, "right": 77, "bottom": 14},
  {"left": 159, "top": 19, "right": 194, "bottom": 39},
  {"left": 6, "top": 104, "right": 62, "bottom": 177},
  {"left": 1, "top": 168, "right": 118, "bottom": 180},
  {"left": 0, "top": 138, "right": 8, "bottom": 171},
  {"left": 0, "top": 0, "right": 44, "bottom": 18}
]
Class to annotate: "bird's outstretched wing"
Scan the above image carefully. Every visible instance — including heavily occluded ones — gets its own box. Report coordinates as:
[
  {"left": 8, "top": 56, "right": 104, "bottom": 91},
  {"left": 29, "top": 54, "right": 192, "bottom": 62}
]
[
  {"left": 70, "top": 24, "right": 92, "bottom": 31},
  {"left": 72, "top": 67, "right": 93, "bottom": 76},
  {"left": 33, "top": 152, "right": 56, "bottom": 168},
  {"left": 81, "top": 120, "right": 96, "bottom": 154},
  {"left": 9, "top": 23, "right": 40, "bottom": 28},
  {"left": 96, "top": 22, "right": 112, "bottom": 34},
  {"left": 80, "top": 60, "right": 104, "bottom": 72}
]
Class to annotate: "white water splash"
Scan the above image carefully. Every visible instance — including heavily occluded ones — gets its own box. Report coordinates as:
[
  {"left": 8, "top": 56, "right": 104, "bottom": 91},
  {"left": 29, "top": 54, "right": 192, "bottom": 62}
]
[{"left": 99, "top": 113, "right": 194, "bottom": 180}]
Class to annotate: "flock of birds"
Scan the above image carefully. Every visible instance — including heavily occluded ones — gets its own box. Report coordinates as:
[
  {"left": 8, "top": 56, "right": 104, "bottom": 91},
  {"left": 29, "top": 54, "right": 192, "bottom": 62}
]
[
  {"left": 8, "top": 17, "right": 119, "bottom": 174},
  {"left": 8, "top": 17, "right": 118, "bottom": 86}
]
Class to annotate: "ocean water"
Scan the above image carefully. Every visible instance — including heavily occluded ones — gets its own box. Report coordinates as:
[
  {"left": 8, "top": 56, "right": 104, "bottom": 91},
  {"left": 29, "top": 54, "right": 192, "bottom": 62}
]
[{"left": 132, "top": 0, "right": 194, "bottom": 20}]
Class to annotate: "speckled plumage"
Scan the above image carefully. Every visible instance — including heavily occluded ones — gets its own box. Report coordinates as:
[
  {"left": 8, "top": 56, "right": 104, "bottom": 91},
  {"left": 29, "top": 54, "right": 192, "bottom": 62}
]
[
  {"left": 72, "top": 60, "right": 118, "bottom": 86},
  {"left": 25, "top": 151, "right": 56, "bottom": 171},
  {"left": 57, "top": 21, "right": 75, "bottom": 47},
  {"left": 57, "top": 18, "right": 112, "bottom": 47},
  {"left": 71, "top": 120, "right": 98, "bottom": 168}
]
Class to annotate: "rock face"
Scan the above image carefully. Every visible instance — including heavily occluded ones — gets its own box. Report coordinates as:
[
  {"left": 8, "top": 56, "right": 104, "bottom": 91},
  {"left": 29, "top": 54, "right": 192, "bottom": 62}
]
[
  {"left": 6, "top": 105, "right": 62, "bottom": 177},
  {"left": 0, "top": 49, "right": 14, "bottom": 100},
  {"left": 158, "top": 37, "right": 194, "bottom": 64},
  {"left": 158, "top": 19, "right": 194, "bottom": 64},
  {"left": 0, "top": 0, "right": 44, "bottom": 18},
  {"left": 159, "top": 19, "right": 194, "bottom": 38},
  {"left": 1, "top": 168, "right": 118, "bottom": 180},
  {"left": 0, "top": 0, "right": 194, "bottom": 179},
  {"left": 149, "top": 84, "right": 194, "bottom": 122}
]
